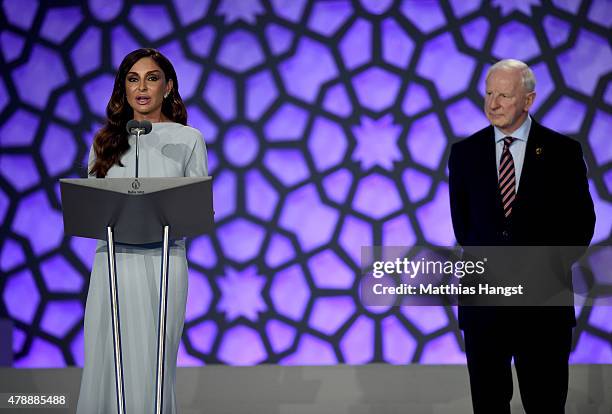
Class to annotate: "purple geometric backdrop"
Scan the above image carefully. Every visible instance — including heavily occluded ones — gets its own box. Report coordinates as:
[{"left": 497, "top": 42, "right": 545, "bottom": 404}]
[{"left": 0, "top": 0, "right": 611, "bottom": 367}]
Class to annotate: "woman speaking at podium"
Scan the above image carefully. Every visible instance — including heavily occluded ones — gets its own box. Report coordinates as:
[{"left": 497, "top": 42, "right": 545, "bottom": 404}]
[{"left": 76, "top": 48, "right": 208, "bottom": 413}]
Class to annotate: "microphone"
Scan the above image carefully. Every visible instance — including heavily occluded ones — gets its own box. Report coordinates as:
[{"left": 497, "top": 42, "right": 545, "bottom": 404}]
[
  {"left": 125, "top": 120, "right": 153, "bottom": 178},
  {"left": 140, "top": 120, "right": 152, "bottom": 134},
  {"left": 126, "top": 120, "right": 140, "bottom": 135}
]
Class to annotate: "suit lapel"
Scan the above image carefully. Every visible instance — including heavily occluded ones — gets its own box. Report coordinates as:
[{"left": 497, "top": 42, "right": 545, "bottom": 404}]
[
  {"left": 479, "top": 127, "right": 505, "bottom": 219},
  {"left": 513, "top": 120, "right": 543, "bottom": 213}
]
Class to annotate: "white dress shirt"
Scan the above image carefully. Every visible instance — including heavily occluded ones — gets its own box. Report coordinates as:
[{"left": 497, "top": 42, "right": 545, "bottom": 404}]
[{"left": 494, "top": 115, "right": 531, "bottom": 192}]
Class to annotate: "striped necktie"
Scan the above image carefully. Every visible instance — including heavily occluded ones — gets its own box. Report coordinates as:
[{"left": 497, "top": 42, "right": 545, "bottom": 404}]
[{"left": 499, "top": 137, "right": 516, "bottom": 218}]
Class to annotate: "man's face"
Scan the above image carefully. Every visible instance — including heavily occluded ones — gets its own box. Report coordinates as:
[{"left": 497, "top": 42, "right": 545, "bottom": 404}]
[{"left": 484, "top": 68, "right": 535, "bottom": 135}]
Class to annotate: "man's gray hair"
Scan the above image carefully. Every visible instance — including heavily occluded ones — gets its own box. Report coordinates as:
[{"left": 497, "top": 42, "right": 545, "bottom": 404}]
[{"left": 486, "top": 59, "right": 536, "bottom": 92}]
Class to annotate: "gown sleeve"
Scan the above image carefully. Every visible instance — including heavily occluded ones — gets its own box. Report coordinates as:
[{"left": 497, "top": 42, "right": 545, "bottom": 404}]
[
  {"left": 87, "top": 144, "right": 96, "bottom": 179},
  {"left": 184, "top": 129, "right": 208, "bottom": 177}
]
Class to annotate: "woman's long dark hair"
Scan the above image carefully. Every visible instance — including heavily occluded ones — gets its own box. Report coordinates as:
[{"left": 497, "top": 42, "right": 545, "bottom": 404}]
[{"left": 89, "top": 48, "right": 187, "bottom": 177}]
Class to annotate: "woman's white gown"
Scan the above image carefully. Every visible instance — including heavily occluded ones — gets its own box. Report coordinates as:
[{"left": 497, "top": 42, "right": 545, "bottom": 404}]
[{"left": 77, "top": 123, "right": 208, "bottom": 414}]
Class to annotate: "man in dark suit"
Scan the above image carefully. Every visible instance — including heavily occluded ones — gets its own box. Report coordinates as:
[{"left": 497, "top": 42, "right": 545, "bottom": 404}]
[{"left": 448, "top": 59, "right": 595, "bottom": 413}]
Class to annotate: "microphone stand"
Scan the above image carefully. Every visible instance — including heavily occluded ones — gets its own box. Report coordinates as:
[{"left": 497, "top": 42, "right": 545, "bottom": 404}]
[
  {"left": 135, "top": 128, "right": 140, "bottom": 178},
  {"left": 128, "top": 120, "right": 151, "bottom": 178}
]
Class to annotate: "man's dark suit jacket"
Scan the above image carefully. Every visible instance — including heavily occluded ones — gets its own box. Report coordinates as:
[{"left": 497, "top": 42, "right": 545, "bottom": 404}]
[{"left": 448, "top": 119, "right": 595, "bottom": 330}]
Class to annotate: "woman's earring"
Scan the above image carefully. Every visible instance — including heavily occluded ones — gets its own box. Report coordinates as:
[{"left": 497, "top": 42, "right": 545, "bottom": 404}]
[{"left": 164, "top": 93, "right": 169, "bottom": 99}]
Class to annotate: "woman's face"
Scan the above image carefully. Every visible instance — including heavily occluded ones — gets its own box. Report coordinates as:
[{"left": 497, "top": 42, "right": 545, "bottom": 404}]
[{"left": 125, "top": 57, "right": 173, "bottom": 122}]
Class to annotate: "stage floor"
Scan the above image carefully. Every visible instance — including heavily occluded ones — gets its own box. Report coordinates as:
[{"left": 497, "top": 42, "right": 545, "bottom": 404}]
[{"left": 0, "top": 364, "right": 611, "bottom": 413}]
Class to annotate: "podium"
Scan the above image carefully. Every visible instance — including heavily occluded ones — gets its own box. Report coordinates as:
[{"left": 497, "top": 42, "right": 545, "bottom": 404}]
[{"left": 60, "top": 177, "right": 214, "bottom": 414}]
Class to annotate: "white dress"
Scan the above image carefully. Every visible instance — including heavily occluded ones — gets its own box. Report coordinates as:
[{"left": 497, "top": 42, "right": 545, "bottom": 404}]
[{"left": 77, "top": 122, "right": 208, "bottom": 414}]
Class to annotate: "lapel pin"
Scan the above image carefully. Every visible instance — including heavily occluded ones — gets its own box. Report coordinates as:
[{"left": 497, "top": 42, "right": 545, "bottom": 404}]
[{"left": 535, "top": 147, "right": 543, "bottom": 156}]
